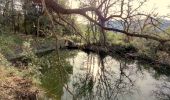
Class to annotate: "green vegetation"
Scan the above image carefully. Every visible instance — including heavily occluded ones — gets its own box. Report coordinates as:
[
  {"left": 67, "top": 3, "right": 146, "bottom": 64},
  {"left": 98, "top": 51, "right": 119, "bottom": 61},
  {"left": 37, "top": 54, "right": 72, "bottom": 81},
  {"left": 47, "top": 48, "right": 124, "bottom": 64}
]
[
  {"left": 0, "top": 52, "right": 40, "bottom": 99},
  {"left": 0, "top": 0, "right": 170, "bottom": 99}
]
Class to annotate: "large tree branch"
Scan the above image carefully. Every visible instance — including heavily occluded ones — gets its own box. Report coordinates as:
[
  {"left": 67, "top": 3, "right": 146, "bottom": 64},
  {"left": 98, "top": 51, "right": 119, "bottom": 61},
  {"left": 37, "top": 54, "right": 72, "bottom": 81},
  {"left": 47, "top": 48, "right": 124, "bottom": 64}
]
[
  {"left": 83, "top": 13, "right": 170, "bottom": 43},
  {"left": 33, "top": 0, "right": 170, "bottom": 43},
  {"left": 43, "top": 0, "right": 105, "bottom": 20}
]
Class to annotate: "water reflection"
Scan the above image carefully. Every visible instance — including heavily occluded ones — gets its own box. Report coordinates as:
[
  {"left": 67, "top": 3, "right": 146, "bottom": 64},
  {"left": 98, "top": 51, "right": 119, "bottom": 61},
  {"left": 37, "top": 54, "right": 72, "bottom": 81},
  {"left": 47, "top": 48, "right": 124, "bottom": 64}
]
[
  {"left": 39, "top": 50, "right": 76, "bottom": 99},
  {"left": 70, "top": 53, "right": 141, "bottom": 100},
  {"left": 154, "top": 80, "right": 170, "bottom": 100},
  {"left": 40, "top": 50, "right": 170, "bottom": 100}
]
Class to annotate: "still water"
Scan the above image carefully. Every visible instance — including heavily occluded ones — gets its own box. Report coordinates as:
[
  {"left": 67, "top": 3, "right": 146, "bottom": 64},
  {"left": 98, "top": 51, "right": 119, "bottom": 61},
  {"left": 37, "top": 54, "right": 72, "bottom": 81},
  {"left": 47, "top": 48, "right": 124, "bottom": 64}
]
[{"left": 40, "top": 50, "right": 170, "bottom": 100}]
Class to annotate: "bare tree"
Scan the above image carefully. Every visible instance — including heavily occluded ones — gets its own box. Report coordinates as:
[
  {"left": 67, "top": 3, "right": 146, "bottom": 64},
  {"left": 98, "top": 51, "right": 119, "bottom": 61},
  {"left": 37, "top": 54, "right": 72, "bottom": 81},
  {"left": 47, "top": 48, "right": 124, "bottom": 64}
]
[{"left": 32, "top": 0, "right": 170, "bottom": 45}]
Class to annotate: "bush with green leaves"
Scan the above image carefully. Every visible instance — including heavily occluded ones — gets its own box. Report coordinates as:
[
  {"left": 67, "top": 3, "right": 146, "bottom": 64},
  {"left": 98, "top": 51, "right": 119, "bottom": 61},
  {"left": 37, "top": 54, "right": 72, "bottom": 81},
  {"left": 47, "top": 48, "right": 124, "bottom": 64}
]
[{"left": 21, "top": 40, "right": 42, "bottom": 84}]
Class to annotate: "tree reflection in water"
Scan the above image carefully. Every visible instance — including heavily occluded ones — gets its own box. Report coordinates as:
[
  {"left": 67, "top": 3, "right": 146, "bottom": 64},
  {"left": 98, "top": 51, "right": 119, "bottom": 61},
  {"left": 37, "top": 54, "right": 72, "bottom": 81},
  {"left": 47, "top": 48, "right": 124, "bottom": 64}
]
[
  {"left": 39, "top": 51, "right": 170, "bottom": 100},
  {"left": 71, "top": 53, "right": 142, "bottom": 100},
  {"left": 39, "top": 50, "right": 77, "bottom": 99},
  {"left": 153, "top": 81, "right": 170, "bottom": 100}
]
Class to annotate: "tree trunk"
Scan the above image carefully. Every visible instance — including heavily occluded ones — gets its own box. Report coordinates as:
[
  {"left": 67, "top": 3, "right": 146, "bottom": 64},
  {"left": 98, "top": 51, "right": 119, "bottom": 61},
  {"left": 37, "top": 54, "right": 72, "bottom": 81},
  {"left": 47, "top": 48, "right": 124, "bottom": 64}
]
[
  {"left": 99, "top": 19, "right": 106, "bottom": 45},
  {"left": 11, "top": 0, "right": 16, "bottom": 33}
]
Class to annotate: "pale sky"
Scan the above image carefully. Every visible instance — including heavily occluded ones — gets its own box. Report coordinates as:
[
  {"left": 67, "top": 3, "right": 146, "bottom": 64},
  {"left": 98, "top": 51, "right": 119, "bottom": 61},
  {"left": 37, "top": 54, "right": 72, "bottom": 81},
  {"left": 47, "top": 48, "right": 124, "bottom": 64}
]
[
  {"left": 68, "top": 0, "right": 170, "bottom": 23},
  {"left": 69, "top": 0, "right": 170, "bottom": 16},
  {"left": 146, "top": 0, "right": 170, "bottom": 15}
]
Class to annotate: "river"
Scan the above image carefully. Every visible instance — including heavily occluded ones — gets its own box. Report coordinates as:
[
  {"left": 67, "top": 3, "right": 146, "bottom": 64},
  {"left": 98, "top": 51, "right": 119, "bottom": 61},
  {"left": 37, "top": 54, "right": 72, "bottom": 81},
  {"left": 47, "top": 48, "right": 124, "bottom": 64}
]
[{"left": 39, "top": 50, "right": 170, "bottom": 100}]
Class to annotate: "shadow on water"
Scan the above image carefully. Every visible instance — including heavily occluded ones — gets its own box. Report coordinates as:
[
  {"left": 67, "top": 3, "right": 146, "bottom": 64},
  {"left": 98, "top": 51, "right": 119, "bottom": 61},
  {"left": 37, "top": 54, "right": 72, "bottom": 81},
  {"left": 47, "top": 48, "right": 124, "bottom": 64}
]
[{"left": 39, "top": 50, "right": 170, "bottom": 100}]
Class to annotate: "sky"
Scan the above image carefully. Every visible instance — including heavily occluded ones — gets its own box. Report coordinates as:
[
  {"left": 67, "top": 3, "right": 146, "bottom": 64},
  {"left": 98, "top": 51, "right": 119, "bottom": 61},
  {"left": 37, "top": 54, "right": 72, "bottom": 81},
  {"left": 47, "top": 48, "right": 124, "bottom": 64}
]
[
  {"left": 69, "top": 0, "right": 170, "bottom": 16},
  {"left": 146, "top": 0, "right": 170, "bottom": 16},
  {"left": 68, "top": 0, "right": 170, "bottom": 23}
]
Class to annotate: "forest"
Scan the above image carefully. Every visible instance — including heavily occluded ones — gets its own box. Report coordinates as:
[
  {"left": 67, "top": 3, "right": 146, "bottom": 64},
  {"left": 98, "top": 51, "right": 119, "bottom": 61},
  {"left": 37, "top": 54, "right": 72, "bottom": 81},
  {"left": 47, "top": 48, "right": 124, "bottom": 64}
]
[{"left": 0, "top": 0, "right": 170, "bottom": 100}]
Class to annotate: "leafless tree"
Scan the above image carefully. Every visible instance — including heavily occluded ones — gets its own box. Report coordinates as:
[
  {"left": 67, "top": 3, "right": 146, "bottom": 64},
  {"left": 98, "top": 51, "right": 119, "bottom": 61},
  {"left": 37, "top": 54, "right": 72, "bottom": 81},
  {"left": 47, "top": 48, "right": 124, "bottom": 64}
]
[{"left": 31, "top": 0, "right": 170, "bottom": 45}]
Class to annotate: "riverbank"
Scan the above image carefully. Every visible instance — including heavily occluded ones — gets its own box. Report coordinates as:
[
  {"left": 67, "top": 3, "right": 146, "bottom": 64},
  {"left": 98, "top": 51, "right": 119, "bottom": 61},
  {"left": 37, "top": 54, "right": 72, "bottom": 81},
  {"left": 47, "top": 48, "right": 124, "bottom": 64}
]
[
  {"left": 66, "top": 43, "right": 170, "bottom": 67},
  {"left": 0, "top": 53, "right": 45, "bottom": 100},
  {"left": 0, "top": 67, "right": 38, "bottom": 99},
  {"left": 2, "top": 33, "right": 170, "bottom": 72},
  {"left": 1, "top": 33, "right": 169, "bottom": 66},
  {"left": 1, "top": 33, "right": 170, "bottom": 99}
]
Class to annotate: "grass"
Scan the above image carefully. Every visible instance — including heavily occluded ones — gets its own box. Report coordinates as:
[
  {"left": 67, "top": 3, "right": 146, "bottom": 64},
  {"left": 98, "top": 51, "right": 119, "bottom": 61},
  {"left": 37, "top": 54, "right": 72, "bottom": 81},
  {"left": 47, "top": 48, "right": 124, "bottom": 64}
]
[
  {"left": 0, "top": 33, "right": 23, "bottom": 55},
  {"left": 0, "top": 52, "right": 38, "bottom": 99}
]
